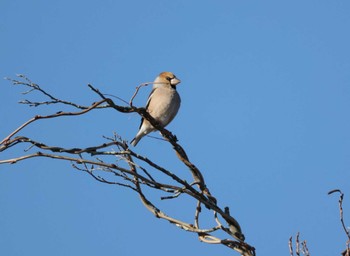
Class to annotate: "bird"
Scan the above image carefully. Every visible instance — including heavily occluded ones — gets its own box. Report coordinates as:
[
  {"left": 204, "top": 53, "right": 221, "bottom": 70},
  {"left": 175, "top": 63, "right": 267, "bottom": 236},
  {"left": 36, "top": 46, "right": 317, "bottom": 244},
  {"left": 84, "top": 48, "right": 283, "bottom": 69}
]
[{"left": 130, "top": 71, "right": 181, "bottom": 146}]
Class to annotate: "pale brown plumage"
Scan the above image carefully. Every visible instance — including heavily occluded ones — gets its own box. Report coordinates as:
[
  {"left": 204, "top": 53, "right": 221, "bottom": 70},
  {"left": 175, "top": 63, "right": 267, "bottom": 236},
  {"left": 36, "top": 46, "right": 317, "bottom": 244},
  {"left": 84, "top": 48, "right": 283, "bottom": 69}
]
[{"left": 131, "top": 72, "right": 181, "bottom": 146}]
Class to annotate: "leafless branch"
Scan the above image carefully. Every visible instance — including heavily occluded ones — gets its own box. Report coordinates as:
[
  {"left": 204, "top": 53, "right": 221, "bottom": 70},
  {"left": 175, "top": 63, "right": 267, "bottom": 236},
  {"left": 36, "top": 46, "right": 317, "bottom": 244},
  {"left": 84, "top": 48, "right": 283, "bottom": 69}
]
[
  {"left": 289, "top": 233, "right": 310, "bottom": 256},
  {"left": 296, "top": 232, "right": 300, "bottom": 256},
  {"left": 328, "top": 189, "right": 350, "bottom": 255},
  {"left": 289, "top": 236, "right": 294, "bottom": 256},
  {"left": 0, "top": 99, "right": 108, "bottom": 146},
  {"left": 129, "top": 81, "right": 153, "bottom": 106},
  {"left": 301, "top": 240, "right": 310, "bottom": 256},
  {"left": 1, "top": 76, "right": 255, "bottom": 256},
  {"left": 6, "top": 74, "right": 91, "bottom": 109}
]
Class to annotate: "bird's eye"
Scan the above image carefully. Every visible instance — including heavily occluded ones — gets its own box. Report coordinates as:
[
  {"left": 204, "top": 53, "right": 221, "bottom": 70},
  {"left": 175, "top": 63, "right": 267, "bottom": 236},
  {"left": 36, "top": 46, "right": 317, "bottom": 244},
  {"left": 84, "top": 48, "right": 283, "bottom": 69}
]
[{"left": 166, "top": 77, "right": 172, "bottom": 81}]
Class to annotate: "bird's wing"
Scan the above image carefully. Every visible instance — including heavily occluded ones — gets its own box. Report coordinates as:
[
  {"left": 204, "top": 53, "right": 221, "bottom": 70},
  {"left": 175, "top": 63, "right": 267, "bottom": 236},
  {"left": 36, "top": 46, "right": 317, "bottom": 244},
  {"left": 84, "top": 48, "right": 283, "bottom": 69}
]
[
  {"left": 138, "top": 88, "right": 156, "bottom": 129},
  {"left": 145, "top": 88, "right": 156, "bottom": 110}
]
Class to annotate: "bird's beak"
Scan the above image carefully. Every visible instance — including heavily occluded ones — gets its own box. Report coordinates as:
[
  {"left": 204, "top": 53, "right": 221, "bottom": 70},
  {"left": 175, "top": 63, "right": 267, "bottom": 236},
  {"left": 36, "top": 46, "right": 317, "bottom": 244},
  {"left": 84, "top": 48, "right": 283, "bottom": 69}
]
[{"left": 171, "top": 77, "right": 181, "bottom": 86}]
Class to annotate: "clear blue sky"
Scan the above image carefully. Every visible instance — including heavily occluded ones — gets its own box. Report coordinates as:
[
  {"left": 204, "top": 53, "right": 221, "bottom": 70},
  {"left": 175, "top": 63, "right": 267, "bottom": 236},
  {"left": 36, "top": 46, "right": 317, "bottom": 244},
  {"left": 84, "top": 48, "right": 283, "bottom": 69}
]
[{"left": 1, "top": 1, "right": 350, "bottom": 255}]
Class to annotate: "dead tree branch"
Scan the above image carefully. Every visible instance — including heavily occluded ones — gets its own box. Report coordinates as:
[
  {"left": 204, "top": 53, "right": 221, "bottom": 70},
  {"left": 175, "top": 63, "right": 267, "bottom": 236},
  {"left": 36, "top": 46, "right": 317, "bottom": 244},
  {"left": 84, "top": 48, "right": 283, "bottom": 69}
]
[
  {"left": 328, "top": 189, "right": 350, "bottom": 255},
  {"left": 288, "top": 233, "right": 310, "bottom": 256},
  {"left": 1, "top": 75, "right": 255, "bottom": 256}
]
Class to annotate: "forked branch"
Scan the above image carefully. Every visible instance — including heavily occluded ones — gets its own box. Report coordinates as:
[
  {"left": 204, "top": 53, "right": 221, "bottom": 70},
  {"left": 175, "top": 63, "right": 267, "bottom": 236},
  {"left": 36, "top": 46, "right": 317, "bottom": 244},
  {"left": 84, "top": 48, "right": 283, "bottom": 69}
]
[{"left": 1, "top": 75, "right": 255, "bottom": 256}]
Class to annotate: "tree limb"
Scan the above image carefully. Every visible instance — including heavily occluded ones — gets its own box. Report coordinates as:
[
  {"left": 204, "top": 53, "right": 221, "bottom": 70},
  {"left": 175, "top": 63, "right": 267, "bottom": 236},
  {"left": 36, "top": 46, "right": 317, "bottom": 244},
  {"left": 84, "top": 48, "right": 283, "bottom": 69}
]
[{"left": 1, "top": 75, "right": 255, "bottom": 256}]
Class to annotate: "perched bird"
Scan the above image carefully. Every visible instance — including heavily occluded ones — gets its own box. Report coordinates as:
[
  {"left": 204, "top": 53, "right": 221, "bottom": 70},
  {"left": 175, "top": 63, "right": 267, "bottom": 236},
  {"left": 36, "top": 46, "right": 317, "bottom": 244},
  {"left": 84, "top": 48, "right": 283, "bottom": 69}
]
[{"left": 130, "top": 72, "right": 181, "bottom": 146}]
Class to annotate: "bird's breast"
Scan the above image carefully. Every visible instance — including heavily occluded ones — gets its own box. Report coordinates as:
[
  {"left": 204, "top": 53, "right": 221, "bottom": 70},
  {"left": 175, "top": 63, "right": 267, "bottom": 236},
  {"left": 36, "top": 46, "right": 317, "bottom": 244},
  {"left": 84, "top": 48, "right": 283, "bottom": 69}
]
[{"left": 148, "top": 89, "right": 181, "bottom": 127}]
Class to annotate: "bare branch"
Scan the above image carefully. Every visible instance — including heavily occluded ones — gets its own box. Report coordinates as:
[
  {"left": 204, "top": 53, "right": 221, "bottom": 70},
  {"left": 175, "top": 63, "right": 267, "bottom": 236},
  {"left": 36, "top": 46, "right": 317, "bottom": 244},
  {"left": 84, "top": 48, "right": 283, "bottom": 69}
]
[
  {"left": 1, "top": 76, "right": 255, "bottom": 256},
  {"left": 6, "top": 74, "right": 91, "bottom": 109},
  {"left": 0, "top": 99, "right": 108, "bottom": 145},
  {"left": 289, "top": 233, "right": 310, "bottom": 256},
  {"left": 301, "top": 240, "right": 310, "bottom": 256},
  {"left": 129, "top": 82, "right": 153, "bottom": 106},
  {"left": 289, "top": 236, "right": 294, "bottom": 256},
  {"left": 296, "top": 232, "right": 300, "bottom": 256},
  {"left": 329, "top": 189, "right": 350, "bottom": 254}
]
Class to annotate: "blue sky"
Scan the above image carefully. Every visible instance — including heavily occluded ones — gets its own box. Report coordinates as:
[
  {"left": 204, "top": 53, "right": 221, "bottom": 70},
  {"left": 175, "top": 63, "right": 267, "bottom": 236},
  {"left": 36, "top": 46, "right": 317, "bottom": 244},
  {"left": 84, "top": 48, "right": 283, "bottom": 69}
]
[{"left": 1, "top": 1, "right": 350, "bottom": 255}]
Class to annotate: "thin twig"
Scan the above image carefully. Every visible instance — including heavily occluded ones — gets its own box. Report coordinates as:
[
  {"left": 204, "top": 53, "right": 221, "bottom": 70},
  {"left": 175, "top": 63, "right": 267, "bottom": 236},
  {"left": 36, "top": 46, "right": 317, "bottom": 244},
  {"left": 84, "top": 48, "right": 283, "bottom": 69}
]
[
  {"left": 129, "top": 82, "right": 153, "bottom": 106},
  {"left": 328, "top": 190, "right": 350, "bottom": 241},
  {"left": 296, "top": 232, "right": 300, "bottom": 256},
  {"left": 289, "top": 236, "right": 294, "bottom": 256},
  {"left": 7, "top": 75, "right": 90, "bottom": 109},
  {"left": 329, "top": 189, "right": 350, "bottom": 255},
  {"left": 0, "top": 99, "right": 108, "bottom": 145},
  {"left": 302, "top": 240, "right": 310, "bottom": 256}
]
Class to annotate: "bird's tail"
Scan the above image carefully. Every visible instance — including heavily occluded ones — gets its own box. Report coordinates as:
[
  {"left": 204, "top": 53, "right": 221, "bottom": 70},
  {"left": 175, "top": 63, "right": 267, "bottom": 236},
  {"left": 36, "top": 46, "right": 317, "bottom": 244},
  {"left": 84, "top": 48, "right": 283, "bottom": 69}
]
[{"left": 130, "top": 136, "right": 140, "bottom": 147}]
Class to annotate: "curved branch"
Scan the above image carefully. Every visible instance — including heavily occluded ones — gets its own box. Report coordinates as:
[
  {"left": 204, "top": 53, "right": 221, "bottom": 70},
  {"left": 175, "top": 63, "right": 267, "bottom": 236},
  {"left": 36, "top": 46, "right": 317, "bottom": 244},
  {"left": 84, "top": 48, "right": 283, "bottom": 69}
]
[
  {"left": 1, "top": 99, "right": 108, "bottom": 145},
  {"left": 1, "top": 76, "right": 255, "bottom": 256}
]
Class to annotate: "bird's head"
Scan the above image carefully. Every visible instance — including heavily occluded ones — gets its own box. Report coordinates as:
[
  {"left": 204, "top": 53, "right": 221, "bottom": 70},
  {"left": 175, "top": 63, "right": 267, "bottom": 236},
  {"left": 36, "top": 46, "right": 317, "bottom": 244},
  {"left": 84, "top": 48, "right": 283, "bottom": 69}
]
[{"left": 154, "top": 71, "right": 181, "bottom": 88}]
